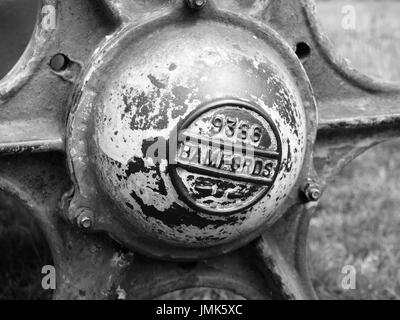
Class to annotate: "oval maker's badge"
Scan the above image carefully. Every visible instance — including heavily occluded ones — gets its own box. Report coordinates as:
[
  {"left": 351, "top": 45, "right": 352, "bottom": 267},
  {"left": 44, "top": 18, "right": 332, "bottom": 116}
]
[{"left": 170, "top": 100, "right": 282, "bottom": 215}]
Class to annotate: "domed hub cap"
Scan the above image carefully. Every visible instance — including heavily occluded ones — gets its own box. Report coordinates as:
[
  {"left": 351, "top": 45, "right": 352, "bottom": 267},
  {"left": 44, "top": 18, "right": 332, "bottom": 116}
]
[
  {"left": 170, "top": 100, "right": 282, "bottom": 215},
  {"left": 67, "top": 15, "right": 316, "bottom": 257}
]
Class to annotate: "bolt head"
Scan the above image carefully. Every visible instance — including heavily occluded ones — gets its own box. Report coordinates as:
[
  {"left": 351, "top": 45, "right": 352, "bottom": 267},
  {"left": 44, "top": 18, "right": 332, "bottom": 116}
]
[
  {"left": 304, "top": 182, "right": 321, "bottom": 202},
  {"left": 309, "top": 188, "right": 320, "bottom": 201},
  {"left": 77, "top": 209, "right": 94, "bottom": 229},
  {"left": 80, "top": 216, "right": 92, "bottom": 229}
]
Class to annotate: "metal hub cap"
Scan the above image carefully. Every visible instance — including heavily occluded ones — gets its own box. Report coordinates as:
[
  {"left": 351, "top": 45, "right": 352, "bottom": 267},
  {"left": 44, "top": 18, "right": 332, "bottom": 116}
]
[{"left": 67, "top": 13, "right": 315, "bottom": 257}]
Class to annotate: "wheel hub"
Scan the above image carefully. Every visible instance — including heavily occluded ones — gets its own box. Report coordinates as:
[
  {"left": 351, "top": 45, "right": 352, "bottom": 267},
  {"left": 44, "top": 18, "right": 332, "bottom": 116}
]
[{"left": 67, "top": 9, "right": 315, "bottom": 258}]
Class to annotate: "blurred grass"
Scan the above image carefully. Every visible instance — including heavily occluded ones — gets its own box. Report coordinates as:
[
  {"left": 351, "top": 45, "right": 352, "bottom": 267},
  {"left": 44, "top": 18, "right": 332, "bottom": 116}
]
[
  {"left": 310, "top": 140, "right": 400, "bottom": 300},
  {"left": 0, "top": 194, "right": 52, "bottom": 300},
  {"left": 0, "top": 0, "right": 400, "bottom": 300},
  {"left": 310, "top": 0, "right": 400, "bottom": 300},
  {"left": 316, "top": 0, "right": 400, "bottom": 82}
]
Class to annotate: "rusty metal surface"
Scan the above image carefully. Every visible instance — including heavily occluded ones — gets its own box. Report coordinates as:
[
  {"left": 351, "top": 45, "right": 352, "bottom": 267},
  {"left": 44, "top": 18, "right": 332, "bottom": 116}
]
[
  {"left": 0, "top": 0, "right": 399, "bottom": 300},
  {"left": 65, "top": 4, "right": 317, "bottom": 259}
]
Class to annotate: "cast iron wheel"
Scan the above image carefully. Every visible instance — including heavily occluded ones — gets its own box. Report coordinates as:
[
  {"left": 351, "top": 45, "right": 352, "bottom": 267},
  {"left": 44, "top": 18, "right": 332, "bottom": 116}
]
[{"left": 0, "top": 0, "right": 399, "bottom": 300}]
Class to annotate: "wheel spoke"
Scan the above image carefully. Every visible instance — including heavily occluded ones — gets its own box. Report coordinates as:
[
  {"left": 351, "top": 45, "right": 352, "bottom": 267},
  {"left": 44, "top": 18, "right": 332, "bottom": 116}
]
[
  {"left": 0, "top": 0, "right": 63, "bottom": 154},
  {"left": 0, "top": 0, "right": 122, "bottom": 155},
  {"left": 254, "top": 204, "right": 318, "bottom": 300},
  {"left": 315, "top": 92, "right": 400, "bottom": 184}
]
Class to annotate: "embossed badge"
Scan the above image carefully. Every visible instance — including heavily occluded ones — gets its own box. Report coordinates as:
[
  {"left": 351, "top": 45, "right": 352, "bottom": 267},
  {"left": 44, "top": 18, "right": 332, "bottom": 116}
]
[{"left": 170, "top": 100, "right": 282, "bottom": 215}]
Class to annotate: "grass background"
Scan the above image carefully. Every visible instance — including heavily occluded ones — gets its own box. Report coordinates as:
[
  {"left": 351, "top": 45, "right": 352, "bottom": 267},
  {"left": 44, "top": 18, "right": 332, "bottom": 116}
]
[
  {"left": 310, "top": 0, "right": 400, "bottom": 300},
  {"left": 0, "top": 0, "right": 399, "bottom": 300}
]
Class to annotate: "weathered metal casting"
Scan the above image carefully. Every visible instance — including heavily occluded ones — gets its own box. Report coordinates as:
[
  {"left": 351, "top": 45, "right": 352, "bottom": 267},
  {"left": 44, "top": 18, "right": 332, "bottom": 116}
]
[{"left": 0, "top": 0, "right": 399, "bottom": 300}]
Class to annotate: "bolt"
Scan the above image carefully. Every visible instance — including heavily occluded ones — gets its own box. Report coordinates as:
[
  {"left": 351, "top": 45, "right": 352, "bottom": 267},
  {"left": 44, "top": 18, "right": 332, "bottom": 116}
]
[
  {"left": 186, "top": 0, "right": 208, "bottom": 9},
  {"left": 77, "top": 208, "right": 94, "bottom": 229},
  {"left": 303, "top": 181, "right": 321, "bottom": 202}
]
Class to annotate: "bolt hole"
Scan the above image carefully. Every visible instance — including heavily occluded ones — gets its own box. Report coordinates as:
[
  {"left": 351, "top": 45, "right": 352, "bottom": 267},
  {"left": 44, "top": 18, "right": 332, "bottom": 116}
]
[
  {"left": 295, "top": 42, "right": 311, "bottom": 62},
  {"left": 50, "top": 53, "right": 70, "bottom": 72}
]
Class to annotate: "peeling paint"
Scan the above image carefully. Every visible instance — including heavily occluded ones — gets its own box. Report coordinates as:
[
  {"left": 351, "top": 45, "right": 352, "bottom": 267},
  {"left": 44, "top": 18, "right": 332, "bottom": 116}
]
[{"left": 70, "top": 19, "right": 310, "bottom": 248}]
